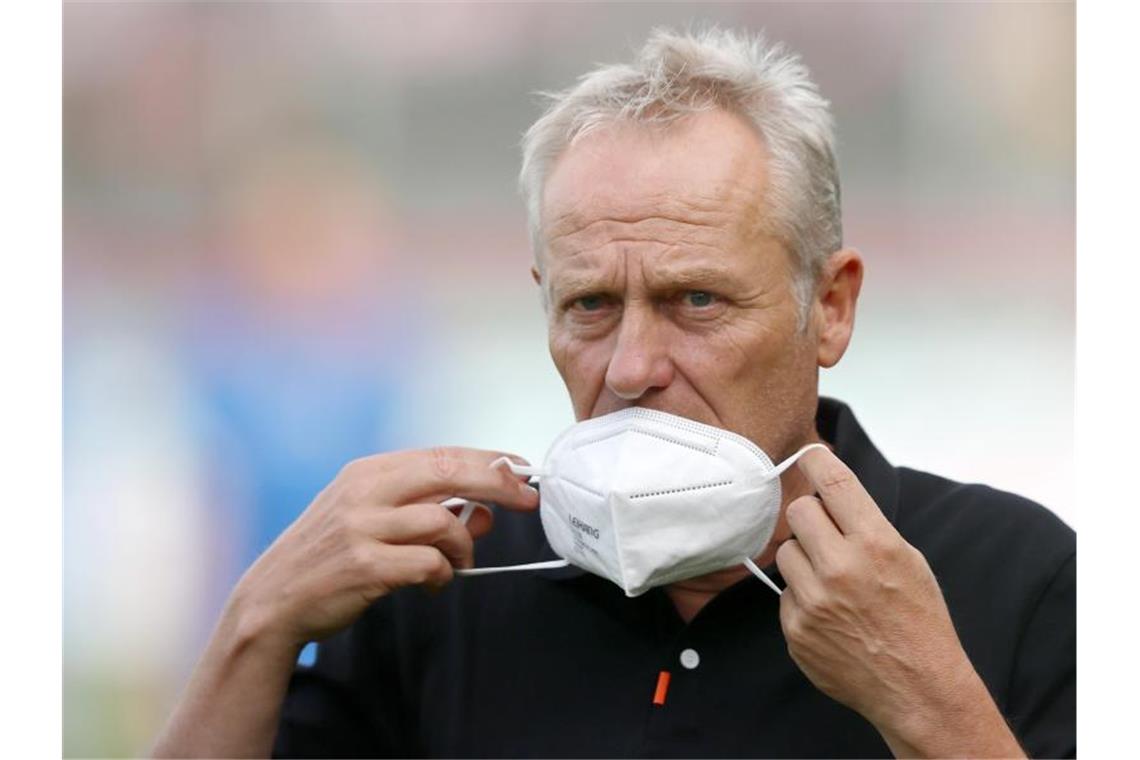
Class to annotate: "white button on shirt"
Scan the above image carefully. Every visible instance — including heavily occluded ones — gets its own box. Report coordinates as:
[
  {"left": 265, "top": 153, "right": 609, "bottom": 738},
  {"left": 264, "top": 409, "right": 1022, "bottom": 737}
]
[{"left": 679, "top": 648, "right": 700, "bottom": 670}]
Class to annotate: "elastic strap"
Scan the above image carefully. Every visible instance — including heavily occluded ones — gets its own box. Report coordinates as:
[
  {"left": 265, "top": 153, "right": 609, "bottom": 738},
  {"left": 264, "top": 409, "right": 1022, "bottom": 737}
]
[
  {"left": 455, "top": 558, "right": 571, "bottom": 576},
  {"left": 742, "top": 557, "right": 783, "bottom": 596},
  {"left": 489, "top": 455, "right": 546, "bottom": 478},
  {"left": 737, "top": 442, "right": 827, "bottom": 595},
  {"left": 768, "top": 442, "right": 829, "bottom": 479},
  {"left": 440, "top": 492, "right": 570, "bottom": 576},
  {"left": 439, "top": 496, "right": 479, "bottom": 525}
]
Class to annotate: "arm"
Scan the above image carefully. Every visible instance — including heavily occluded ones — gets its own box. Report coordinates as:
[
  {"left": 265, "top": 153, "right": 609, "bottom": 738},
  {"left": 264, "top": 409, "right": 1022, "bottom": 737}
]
[
  {"left": 873, "top": 652, "right": 1023, "bottom": 759},
  {"left": 775, "top": 448, "right": 1023, "bottom": 758},
  {"left": 151, "top": 446, "right": 540, "bottom": 758},
  {"left": 151, "top": 597, "right": 302, "bottom": 758}
]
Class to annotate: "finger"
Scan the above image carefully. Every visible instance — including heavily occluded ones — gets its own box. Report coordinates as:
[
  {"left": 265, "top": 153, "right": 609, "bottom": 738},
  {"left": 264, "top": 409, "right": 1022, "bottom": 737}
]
[
  {"left": 463, "top": 505, "right": 494, "bottom": 540},
  {"left": 778, "top": 585, "right": 807, "bottom": 650},
  {"left": 372, "top": 543, "right": 454, "bottom": 590},
  {"left": 442, "top": 500, "right": 495, "bottom": 540},
  {"left": 784, "top": 495, "right": 843, "bottom": 568},
  {"left": 367, "top": 503, "right": 476, "bottom": 569},
  {"left": 774, "top": 538, "right": 822, "bottom": 599},
  {"left": 794, "top": 447, "right": 887, "bottom": 535},
  {"left": 352, "top": 447, "right": 540, "bottom": 510}
]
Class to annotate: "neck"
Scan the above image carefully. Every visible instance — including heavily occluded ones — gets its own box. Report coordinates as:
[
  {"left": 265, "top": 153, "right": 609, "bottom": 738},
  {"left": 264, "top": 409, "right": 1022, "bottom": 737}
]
[{"left": 665, "top": 433, "right": 826, "bottom": 624}]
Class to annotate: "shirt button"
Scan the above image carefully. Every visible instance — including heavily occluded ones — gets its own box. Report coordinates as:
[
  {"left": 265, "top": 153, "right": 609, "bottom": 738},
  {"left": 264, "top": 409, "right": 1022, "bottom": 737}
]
[{"left": 679, "top": 648, "right": 700, "bottom": 670}]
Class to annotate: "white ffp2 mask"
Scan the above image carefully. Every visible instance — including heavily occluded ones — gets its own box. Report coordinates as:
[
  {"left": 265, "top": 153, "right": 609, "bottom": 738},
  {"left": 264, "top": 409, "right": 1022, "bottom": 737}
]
[{"left": 448, "top": 408, "right": 825, "bottom": 597}]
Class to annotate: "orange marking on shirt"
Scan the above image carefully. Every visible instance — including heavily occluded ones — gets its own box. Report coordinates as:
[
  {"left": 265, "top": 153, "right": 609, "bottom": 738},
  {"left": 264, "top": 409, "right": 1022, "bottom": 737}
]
[{"left": 653, "top": 670, "right": 671, "bottom": 705}]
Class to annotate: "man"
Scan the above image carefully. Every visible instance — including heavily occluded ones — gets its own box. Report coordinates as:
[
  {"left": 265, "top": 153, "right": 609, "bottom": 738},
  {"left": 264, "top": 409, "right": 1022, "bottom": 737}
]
[{"left": 154, "top": 28, "right": 1075, "bottom": 758}]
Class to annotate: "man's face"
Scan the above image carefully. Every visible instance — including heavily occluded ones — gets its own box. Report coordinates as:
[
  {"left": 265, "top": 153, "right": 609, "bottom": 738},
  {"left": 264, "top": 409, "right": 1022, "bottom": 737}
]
[{"left": 537, "top": 109, "right": 822, "bottom": 458}]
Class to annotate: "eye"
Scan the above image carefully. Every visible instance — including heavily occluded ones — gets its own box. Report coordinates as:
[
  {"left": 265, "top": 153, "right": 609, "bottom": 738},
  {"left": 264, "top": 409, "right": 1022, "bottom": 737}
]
[
  {"left": 573, "top": 294, "right": 607, "bottom": 312},
  {"left": 683, "top": 290, "right": 717, "bottom": 308}
]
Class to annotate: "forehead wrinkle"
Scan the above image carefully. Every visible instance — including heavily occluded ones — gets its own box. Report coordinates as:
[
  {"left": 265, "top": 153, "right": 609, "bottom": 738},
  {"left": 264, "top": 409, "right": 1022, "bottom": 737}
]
[
  {"left": 546, "top": 246, "right": 626, "bottom": 301},
  {"left": 543, "top": 176, "right": 744, "bottom": 235},
  {"left": 547, "top": 213, "right": 766, "bottom": 300},
  {"left": 545, "top": 209, "right": 728, "bottom": 253}
]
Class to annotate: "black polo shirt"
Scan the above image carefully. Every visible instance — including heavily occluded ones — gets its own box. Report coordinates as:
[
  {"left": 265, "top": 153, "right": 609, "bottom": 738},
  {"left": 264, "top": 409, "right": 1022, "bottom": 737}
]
[{"left": 273, "top": 398, "right": 1076, "bottom": 758}]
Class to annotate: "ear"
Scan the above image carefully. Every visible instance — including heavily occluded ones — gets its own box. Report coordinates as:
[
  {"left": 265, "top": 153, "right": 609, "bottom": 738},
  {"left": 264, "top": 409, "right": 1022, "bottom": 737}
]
[
  {"left": 814, "top": 248, "right": 864, "bottom": 368},
  {"left": 531, "top": 265, "right": 551, "bottom": 313}
]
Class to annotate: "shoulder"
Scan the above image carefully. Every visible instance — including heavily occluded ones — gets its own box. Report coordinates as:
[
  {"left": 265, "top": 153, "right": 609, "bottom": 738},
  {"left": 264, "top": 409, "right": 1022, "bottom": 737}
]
[
  {"left": 893, "top": 466, "right": 1074, "bottom": 606},
  {"left": 895, "top": 467, "right": 1073, "bottom": 549},
  {"left": 891, "top": 468, "right": 1075, "bottom": 712}
]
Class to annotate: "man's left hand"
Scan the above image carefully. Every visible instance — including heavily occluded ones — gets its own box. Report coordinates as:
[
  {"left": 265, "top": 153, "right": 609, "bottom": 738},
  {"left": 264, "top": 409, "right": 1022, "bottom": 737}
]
[{"left": 776, "top": 447, "right": 1023, "bottom": 758}]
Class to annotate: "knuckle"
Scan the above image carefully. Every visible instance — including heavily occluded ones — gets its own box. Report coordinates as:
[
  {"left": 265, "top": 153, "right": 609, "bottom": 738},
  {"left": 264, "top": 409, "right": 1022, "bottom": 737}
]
[
  {"left": 783, "top": 610, "right": 805, "bottom": 642},
  {"left": 340, "top": 480, "right": 373, "bottom": 507},
  {"left": 337, "top": 508, "right": 373, "bottom": 537},
  {"left": 817, "top": 559, "right": 848, "bottom": 586},
  {"left": 903, "top": 544, "right": 932, "bottom": 577},
  {"left": 347, "top": 543, "right": 375, "bottom": 575},
  {"left": 863, "top": 531, "right": 899, "bottom": 561},
  {"left": 857, "top": 529, "right": 882, "bottom": 552},
  {"left": 335, "top": 460, "right": 377, "bottom": 504},
  {"left": 881, "top": 539, "right": 904, "bottom": 562},
  {"left": 338, "top": 456, "right": 369, "bottom": 481},
  {"left": 427, "top": 446, "right": 462, "bottom": 485},
  {"left": 817, "top": 466, "right": 854, "bottom": 495},
  {"left": 337, "top": 507, "right": 366, "bottom": 534}
]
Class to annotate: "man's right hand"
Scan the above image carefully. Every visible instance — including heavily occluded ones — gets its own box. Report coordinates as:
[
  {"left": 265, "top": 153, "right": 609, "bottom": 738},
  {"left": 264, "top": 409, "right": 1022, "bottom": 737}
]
[
  {"left": 228, "top": 446, "right": 541, "bottom": 649},
  {"left": 151, "top": 446, "right": 538, "bottom": 758}
]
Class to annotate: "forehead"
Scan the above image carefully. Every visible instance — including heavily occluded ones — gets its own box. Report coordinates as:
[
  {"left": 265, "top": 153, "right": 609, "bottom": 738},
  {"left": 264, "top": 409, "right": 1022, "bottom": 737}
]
[{"left": 541, "top": 110, "right": 773, "bottom": 250}]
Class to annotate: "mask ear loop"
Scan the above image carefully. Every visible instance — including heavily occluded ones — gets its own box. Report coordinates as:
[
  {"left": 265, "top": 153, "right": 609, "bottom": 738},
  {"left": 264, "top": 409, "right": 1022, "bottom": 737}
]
[
  {"left": 741, "top": 442, "right": 830, "bottom": 596},
  {"left": 440, "top": 458, "right": 569, "bottom": 577},
  {"left": 439, "top": 457, "right": 548, "bottom": 522},
  {"left": 439, "top": 496, "right": 484, "bottom": 525},
  {"left": 743, "top": 557, "right": 783, "bottom": 596},
  {"left": 489, "top": 455, "right": 546, "bottom": 479},
  {"left": 767, "top": 442, "right": 829, "bottom": 478}
]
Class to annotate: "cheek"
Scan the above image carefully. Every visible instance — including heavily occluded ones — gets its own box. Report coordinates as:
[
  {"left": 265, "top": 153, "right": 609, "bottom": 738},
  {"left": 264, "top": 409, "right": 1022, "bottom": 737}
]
[
  {"left": 671, "top": 319, "right": 778, "bottom": 382},
  {"left": 549, "top": 329, "right": 613, "bottom": 417},
  {"left": 672, "top": 313, "right": 816, "bottom": 448}
]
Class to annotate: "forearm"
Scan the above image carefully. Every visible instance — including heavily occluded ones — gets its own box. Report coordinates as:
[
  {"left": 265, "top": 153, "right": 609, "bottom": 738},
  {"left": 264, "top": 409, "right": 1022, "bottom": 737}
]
[
  {"left": 876, "top": 659, "right": 1024, "bottom": 759},
  {"left": 152, "top": 600, "right": 302, "bottom": 759}
]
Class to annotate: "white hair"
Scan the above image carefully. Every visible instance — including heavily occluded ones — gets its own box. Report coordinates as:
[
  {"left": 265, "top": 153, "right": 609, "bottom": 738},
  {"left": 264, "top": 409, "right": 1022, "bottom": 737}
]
[{"left": 519, "top": 26, "right": 842, "bottom": 324}]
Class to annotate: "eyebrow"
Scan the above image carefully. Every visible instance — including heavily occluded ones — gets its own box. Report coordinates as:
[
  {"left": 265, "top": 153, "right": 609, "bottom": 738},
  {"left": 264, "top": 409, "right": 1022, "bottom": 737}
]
[
  {"left": 549, "top": 264, "right": 739, "bottom": 303},
  {"left": 548, "top": 272, "right": 614, "bottom": 303},
  {"left": 646, "top": 265, "right": 737, "bottom": 291}
]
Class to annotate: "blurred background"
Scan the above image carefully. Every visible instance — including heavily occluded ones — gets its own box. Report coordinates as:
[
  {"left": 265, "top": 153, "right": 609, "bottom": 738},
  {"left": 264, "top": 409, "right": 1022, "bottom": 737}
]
[{"left": 63, "top": 2, "right": 1074, "bottom": 756}]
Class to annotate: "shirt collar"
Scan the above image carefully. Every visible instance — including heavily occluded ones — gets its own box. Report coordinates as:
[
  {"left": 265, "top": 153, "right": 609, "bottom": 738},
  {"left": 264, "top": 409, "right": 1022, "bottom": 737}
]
[
  {"left": 531, "top": 396, "right": 899, "bottom": 579},
  {"left": 815, "top": 396, "right": 899, "bottom": 525}
]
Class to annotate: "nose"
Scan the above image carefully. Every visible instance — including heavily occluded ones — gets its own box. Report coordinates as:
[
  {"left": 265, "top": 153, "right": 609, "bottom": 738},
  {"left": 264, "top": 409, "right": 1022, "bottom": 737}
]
[{"left": 604, "top": 305, "right": 675, "bottom": 400}]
